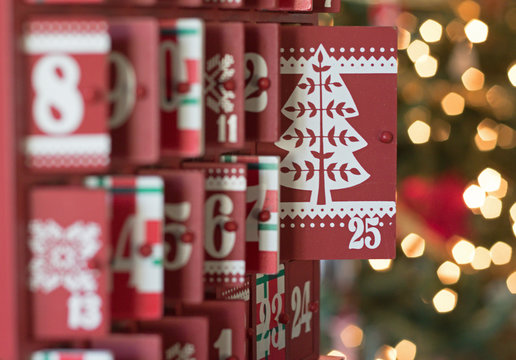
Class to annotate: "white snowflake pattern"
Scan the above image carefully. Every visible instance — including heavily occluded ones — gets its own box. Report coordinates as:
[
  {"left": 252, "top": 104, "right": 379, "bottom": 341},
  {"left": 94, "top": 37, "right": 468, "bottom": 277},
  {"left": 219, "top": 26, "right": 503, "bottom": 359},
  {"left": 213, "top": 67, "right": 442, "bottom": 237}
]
[
  {"left": 29, "top": 219, "right": 101, "bottom": 293},
  {"left": 205, "top": 53, "right": 236, "bottom": 114},
  {"left": 166, "top": 343, "right": 196, "bottom": 360}
]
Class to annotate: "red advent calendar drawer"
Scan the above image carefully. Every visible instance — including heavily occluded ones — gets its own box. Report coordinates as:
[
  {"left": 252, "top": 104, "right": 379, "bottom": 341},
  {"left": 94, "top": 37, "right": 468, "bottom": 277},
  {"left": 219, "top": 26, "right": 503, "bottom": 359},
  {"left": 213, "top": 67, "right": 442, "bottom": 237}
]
[
  {"left": 244, "top": 24, "right": 280, "bottom": 143},
  {"left": 29, "top": 188, "right": 110, "bottom": 339},
  {"left": 253, "top": 261, "right": 319, "bottom": 360},
  {"left": 160, "top": 19, "right": 204, "bottom": 159},
  {"left": 109, "top": 18, "right": 160, "bottom": 166},
  {"left": 258, "top": 26, "right": 397, "bottom": 260},
  {"left": 85, "top": 176, "right": 164, "bottom": 320},
  {"left": 182, "top": 301, "right": 247, "bottom": 360},
  {"left": 204, "top": 23, "right": 245, "bottom": 152},
  {"left": 23, "top": 19, "right": 110, "bottom": 172},
  {"left": 31, "top": 350, "right": 114, "bottom": 360},
  {"left": 183, "top": 162, "right": 247, "bottom": 290},
  {"left": 221, "top": 155, "right": 280, "bottom": 274},
  {"left": 139, "top": 317, "right": 209, "bottom": 360},
  {"left": 91, "top": 334, "right": 162, "bottom": 359},
  {"left": 145, "top": 169, "right": 205, "bottom": 306}
]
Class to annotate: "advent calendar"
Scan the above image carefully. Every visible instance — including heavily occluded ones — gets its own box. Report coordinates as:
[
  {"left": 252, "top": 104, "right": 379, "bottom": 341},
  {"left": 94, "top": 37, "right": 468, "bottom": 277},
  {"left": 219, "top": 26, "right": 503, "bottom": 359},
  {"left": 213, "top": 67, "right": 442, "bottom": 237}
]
[{"left": 0, "top": 0, "right": 397, "bottom": 358}]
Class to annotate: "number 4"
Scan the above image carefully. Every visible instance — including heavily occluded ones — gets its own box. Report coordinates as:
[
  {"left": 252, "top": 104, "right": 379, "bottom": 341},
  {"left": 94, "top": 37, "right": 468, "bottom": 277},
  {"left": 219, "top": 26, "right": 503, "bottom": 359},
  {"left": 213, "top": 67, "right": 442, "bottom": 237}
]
[{"left": 291, "top": 281, "right": 312, "bottom": 339}]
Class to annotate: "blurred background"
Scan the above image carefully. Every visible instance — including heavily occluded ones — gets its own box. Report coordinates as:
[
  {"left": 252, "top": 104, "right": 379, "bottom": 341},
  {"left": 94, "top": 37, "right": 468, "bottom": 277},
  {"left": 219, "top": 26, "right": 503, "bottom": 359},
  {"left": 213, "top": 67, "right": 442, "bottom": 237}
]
[{"left": 318, "top": 0, "right": 516, "bottom": 359}]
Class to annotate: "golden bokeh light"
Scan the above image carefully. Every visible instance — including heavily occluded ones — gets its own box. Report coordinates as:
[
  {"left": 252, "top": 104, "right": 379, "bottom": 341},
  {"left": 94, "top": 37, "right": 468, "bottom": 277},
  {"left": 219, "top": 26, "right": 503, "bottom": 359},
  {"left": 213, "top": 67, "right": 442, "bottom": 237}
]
[
  {"left": 456, "top": 0, "right": 481, "bottom": 22},
  {"left": 477, "top": 168, "right": 502, "bottom": 192},
  {"left": 437, "top": 261, "right": 461, "bottom": 284},
  {"left": 432, "top": 288, "right": 458, "bottom": 313},
  {"left": 415, "top": 55, "right": 438, "bottom": 78},
  {"left": 506, "top": 271, "right": 516, "bottom": 294},
  {"left": 397, "top": 12, "right": 418, "bottom": 33},
  {"left": 375, "top": 345, "right": 397, "bottom": 360},
  {"left": 369, "top": 259, "right": 392, "bottom": 272},
  {"left": 464, "top": 19, "right": 489, "bottom": 43},
  {"left": 452, "top": 239, "right": 476, "bottom": 264},
  {"left": 480, "top": 195, "right": 502, "bottom": 219},
  {"left": 463, "top": 184, "right": 486, "bottom": 208},
  {"left": 490, "top": 241, "right": 512, "bottom": 265},
  {"left": 446, "top": 20, "right": 466, "bottom": 42},
  {"left": 398, "top": 28, "right": 411, "bottom": 50},
  {"left": 496, "top": 124, "right": 516, "bottom": 149},
  {"left": 395, "top": 340, "right": 417, "bottom": 360},
  {"left": 513, "top": 223, "right": 516, "bottom": 238},
  {"left": 486, "top": 86, "right": 514, "bottom": 120},
  {"left": 474, "top": 133, "right": 497, "bottom": 151},
  {"left": 340, "top": 324, "right": 363, "bottom": 348},
  {"left": 407, "top": 121, "right": 431, "bottom": 144},
  {"left": 489, "top": 178, "right": 508, "bottom": 199},
  {"left": 461, "top": 67, "right": 485, "bottom": 91},
  {"left": 419, "top": 19, "right": 443, "bottom": 43},
  {"left": 508, "top": 63, "right": 516, "bottom": 87},
  {"left": 509, "top": 203, "right": 516, "bottom": 222},
  {"left": 441, "top": 92, "right": 465, "bottom": 116},
  {"left": 327, "top": 350, "right": 346, "bottom": 357},
  {"left": 401, "top": 233, "right": 426, "bottom": 258},
  {"left": 477, "top": 118, "right": 498, "bottom": 141},
  {"left": 471, "top": 246, "right": 491, "bottom": 270},
  {"left": 407, "top": 40, "right": 430, "bottom": 63}
]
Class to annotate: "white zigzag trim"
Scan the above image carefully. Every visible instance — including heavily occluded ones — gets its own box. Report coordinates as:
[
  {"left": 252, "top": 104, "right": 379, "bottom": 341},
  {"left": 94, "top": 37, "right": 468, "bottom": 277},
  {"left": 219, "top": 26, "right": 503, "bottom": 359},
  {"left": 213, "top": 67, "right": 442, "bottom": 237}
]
[
  {"left": 204, "top": 260, "right": 245, "bottom": 275},
  {"left": 280, "top": 201, "right": 396, "bottom": 219}
]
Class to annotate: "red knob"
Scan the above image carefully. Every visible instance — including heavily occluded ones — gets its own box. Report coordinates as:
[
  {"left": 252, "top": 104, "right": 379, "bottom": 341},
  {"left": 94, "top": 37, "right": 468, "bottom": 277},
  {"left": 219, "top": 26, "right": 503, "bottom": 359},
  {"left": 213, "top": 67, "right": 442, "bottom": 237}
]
[
  {"left": 138, "top": 244, "right": 152, "bottom": 257},
  {"left": 257, "top": 77, "right": 271, "bottom": 90},
  {"left": 136, "top": 85, "right": 147, "bottom": 99},
  {"left": 88, "top": 259, "right": 102, "bottom": 270},
  {"left": 224, "top": 221, "right": 238, "bottom": 232},
  {"left": 279, "top": 313, "right": 290, "bottom": 324},
  {"left": 180, "top": 231, "right": 195, "bottom": 243},
  {"left": 247, "top": 328, "right": 255, "bottom": 338},
  {"left": 258, "top": 210, "right": 271, "bottom": 222},
  {"left": 223, "top": 79, "right": 236, "bottom": 91},
  {"left": 177, "top": 82, "right": 191, "bottom": 94},
  {"left": 379, "top": 131, "right": 394, "bottom": 144},
  {"left": 309, "top": 301, "right": 319, "bottom": 313}
]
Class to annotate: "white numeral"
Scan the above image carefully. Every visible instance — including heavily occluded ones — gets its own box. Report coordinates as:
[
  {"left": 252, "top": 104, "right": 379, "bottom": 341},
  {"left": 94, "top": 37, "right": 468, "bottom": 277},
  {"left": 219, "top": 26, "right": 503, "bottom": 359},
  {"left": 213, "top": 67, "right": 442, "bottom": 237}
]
[
  {"left": 205, "top": 194, "right": 236, "bottom": 258},
  {"left": 244, "top": 53, "right": 268, "bottom": 112},
  {"left": 291, "top": 281, "right": 312, "bottom": 340},
  {"left": 108, "top": 51, "right": 136, "bottom": 129},
  {"left": 32, "top": 54, "right": 84, "bottom": 135},
  {"left": 217, "top": 114, "right": 238, "bottom": 143},
  {"left": 113, "top": 215, "right": 135, "bottom": 272},
  {"left": 214, "top": 328, "right": 232, "bottom": 360},
  {"left": 163, "top": 202, "right": 193, "bottom": 271},
  {"left": 348, "top": 217, "right": 382, "bottom": 250}
]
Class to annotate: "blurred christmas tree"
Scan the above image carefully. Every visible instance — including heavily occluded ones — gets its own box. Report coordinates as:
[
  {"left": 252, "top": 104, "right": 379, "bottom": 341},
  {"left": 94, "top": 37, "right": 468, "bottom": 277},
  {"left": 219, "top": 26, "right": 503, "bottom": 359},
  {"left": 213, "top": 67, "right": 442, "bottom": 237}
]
[{"left": 320, "top": 0, "right": 516, "bottom": 359}]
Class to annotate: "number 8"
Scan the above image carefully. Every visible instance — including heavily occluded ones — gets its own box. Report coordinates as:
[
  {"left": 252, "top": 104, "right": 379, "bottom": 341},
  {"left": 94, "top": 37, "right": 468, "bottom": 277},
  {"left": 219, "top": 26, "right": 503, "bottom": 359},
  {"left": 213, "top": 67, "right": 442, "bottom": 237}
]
[{"left": 33, "top": 54, "right": 84, "bottom": 135}]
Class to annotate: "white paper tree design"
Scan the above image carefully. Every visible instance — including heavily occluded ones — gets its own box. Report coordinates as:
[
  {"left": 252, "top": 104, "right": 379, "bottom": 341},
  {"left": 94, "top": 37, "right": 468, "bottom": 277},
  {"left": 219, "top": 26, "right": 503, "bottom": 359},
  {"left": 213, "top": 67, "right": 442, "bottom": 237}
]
[{"left": 276, "top": 45, "right": 370, "bottom": 205}]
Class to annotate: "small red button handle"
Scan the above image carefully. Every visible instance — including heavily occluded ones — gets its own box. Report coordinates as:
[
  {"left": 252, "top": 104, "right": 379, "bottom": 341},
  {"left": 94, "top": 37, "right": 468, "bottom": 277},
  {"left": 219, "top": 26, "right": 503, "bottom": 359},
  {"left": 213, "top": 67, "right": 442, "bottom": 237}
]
[
  {"left": 224, "top": 221, "right": 238, "bottom": 232},
  {"left": 257, "top": 77, "right": 271, "bottom": 90},
  {"left": 138, "top": 244, "right": 152, "bottom": 257},
  {"left": 258, "top": 210, "right": 271, "bottom": 222},
  {"left": 177, "top": 82, "right": 191, "bottom": 94},
  {"left": 279, "top": 313, "right": 290, "bottom": 324},
  {"left": 180, "top": 231, "right": 195, "bottom": 243},
  {"left": 379, "top": 131, "right": 394, "bottom": 143},
  {"left": 223, "top": 79, "right": 236, "bottom": 91}
]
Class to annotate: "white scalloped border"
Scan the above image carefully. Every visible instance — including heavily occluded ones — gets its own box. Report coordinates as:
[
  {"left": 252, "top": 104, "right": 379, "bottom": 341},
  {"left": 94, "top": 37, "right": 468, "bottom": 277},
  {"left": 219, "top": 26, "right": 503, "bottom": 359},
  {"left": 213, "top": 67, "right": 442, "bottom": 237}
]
[
  {"left": 205, "top": 175, "right": 246, "bottom": 191},
  {"left": 280, "top": 55, "right": 397, "bottom": 74},
  {"left": 280, "top": 201, "right": 396, "bottom": 220},
  {"left": 220, "top": 280, "right": 250, "bottom": 301}
]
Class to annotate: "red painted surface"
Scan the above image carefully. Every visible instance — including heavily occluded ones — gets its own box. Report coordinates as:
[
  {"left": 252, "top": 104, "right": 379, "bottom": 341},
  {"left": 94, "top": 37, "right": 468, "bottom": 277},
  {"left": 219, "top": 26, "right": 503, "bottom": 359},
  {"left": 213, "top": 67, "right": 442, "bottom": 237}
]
[{"left": 0, "top": 0, "right": 17, "bottom": 357}]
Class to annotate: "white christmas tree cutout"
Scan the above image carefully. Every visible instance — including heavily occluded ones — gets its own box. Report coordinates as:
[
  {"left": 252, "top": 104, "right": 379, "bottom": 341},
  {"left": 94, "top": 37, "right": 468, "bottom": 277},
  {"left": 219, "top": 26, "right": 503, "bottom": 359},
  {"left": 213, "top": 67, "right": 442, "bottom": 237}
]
[{"left": 276, "top": 45, "right": 370, "bottom": 205}]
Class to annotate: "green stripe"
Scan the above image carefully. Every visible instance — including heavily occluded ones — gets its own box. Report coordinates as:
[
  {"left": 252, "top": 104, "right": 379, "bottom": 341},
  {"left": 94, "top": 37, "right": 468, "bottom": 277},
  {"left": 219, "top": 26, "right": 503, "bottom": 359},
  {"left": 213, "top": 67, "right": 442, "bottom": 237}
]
[
  {"left": 110, "top": 188, "right": 163, "bottom": 194},
  {"left": 258, "top": 223, "right": 278, "bottom": 231},
  {"left": 161, "top": 28, "right": 199, "bottom": 36},
  {"left": 248, "top": 163, "right": 278, "bottom": 170},
  {"left": 222, "top": 155, "right": 234, "bottom": 163},
  {"left": 256, "top": 269, "right": 285, "bottom": 286},
  {"left": 43, "top": 352, "right": 50, "bottom": 360},
  {"left": 153, "top": 258, "right": 163, "bottom": 265},
  {"left": 180, "top": 98, "right": 200, "bottom": 105},
  {"left": 256, "top": 324, "right": 286, "bottom": 342}
]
